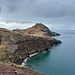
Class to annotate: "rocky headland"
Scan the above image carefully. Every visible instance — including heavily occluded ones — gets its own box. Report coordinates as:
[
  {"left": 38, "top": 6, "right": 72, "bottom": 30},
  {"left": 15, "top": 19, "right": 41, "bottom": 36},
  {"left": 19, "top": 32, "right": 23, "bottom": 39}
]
[{"left": 0, "top": 23, "right": 61, "bottom": 74}]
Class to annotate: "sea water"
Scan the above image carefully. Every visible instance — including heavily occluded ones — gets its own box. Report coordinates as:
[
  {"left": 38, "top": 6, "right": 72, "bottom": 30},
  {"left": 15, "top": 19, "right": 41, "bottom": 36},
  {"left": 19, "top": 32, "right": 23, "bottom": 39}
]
[{"left": 26, "top": 30, "right": 75, "bottom": 75}]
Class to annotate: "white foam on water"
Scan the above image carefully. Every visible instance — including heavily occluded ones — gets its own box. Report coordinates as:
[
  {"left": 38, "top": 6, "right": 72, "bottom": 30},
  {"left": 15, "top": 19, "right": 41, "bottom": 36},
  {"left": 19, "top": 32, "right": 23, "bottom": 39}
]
[
  {"left": 29, "top": 52, "right": 39, "bottom": 58},
  {"left": 22, "top": 57, "right": 28, "bottom": 66},
  {"left": 22, "top": 52, "right": 39, "bottom": 66}
]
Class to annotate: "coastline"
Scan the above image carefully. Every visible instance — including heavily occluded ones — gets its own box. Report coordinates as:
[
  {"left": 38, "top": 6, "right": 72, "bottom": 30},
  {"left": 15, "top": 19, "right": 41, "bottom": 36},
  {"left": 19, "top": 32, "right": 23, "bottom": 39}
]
[
  {"left": 22, "top": 50, "right": 50, "bottom": 66},
  {"left": 0, "top": 23, "right": 62, "bottom": 75},
  {"left": 22, "top": 52, "right": 40, "bottom": 66}
]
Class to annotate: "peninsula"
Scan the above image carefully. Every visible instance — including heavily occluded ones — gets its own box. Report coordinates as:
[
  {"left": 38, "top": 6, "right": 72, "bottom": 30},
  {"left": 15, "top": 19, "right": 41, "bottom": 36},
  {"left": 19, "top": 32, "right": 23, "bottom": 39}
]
[{"left": 0, "top": 23, "right": 61, "bottom": 75}]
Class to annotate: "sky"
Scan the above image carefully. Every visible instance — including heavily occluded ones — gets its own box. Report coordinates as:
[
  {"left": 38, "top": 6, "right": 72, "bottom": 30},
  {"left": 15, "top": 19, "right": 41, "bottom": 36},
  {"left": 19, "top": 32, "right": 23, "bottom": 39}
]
[{"left": 0, "top": 0, "right": 75, "bottom": 30}]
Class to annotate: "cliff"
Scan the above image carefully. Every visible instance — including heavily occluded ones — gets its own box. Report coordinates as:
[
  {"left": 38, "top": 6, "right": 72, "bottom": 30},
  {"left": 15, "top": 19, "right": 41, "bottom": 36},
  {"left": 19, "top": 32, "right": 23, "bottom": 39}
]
[{"left": 0, "top": 23, "right": 61, "bottom": 64}]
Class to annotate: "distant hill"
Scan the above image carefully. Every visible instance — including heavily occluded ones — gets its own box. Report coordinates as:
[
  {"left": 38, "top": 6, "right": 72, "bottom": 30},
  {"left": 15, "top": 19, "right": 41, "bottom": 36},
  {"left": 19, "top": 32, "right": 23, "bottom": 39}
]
[
  {"left": 29, "top": 23, "right": 60, "bottom": 36},
  {"left": 13, "top": 23, "right": 60, "bottom": 38}
]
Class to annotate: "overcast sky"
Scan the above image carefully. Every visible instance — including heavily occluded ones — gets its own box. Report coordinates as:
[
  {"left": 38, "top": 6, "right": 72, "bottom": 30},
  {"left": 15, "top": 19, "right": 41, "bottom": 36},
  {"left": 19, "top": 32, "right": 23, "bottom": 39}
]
[{"left": 0, "top": 0, "right": 75, "bottom": 30}]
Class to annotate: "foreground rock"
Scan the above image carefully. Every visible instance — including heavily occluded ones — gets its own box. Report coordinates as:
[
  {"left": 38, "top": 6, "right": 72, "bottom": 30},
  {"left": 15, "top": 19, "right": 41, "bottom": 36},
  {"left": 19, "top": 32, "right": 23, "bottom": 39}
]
[
  {"left": 0, "top": 62, "right": 46, "bottom": 75},
  {"left": 0, "top": 23, "right": 61, "bottom": 65}
]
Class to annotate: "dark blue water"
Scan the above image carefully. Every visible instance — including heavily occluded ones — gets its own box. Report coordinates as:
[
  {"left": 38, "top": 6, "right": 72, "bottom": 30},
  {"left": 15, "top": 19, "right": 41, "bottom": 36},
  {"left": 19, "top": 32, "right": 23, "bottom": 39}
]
[{"left": 26, "top": 30, "right": 75, "bottom": 75}]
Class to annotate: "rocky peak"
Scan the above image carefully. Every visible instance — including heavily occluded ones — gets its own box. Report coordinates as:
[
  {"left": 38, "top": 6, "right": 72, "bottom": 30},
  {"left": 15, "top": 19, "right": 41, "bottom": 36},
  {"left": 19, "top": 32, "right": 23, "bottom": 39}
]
[
  {"left": 31, "top": 23, "right": 60, "bottom": 36},
  {"left": 32, "top": 23, "right": 47, "bottom": 28},
  {"left": 13, "top": 23, "right": 60, "bottom": 37}
]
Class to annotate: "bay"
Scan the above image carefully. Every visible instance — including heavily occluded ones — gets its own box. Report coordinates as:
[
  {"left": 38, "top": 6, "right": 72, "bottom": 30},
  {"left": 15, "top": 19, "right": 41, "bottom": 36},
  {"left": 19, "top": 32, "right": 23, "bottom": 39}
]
[{"left": 26, "top": 30, "right": 75, "bottom": 75}]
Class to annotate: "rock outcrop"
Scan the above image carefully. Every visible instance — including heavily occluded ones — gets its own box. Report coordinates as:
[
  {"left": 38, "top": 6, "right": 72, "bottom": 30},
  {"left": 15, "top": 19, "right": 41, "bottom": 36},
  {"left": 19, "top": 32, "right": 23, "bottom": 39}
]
[
  {"left": 0, "top": 23, "right": 61, "bottom": 64},
  {"left": 13, "top": 23, "right": 60, "bottom": 36}
]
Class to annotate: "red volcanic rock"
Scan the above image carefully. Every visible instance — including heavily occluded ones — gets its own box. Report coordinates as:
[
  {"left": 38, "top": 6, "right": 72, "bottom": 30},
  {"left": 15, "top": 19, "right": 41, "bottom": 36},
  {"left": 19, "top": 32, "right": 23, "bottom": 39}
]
[
  {"left": 0, "top": 63, "right": 46, "bottom": 75},
  {"left": 11, "top": 36, "right": 61, "bottom": 64}
]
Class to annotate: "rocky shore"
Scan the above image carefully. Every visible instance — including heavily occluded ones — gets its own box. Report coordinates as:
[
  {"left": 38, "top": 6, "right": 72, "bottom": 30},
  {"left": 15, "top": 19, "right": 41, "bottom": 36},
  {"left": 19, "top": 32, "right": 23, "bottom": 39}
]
[{"left": 0, "top": 23, "right": 61, "bottom": 75}]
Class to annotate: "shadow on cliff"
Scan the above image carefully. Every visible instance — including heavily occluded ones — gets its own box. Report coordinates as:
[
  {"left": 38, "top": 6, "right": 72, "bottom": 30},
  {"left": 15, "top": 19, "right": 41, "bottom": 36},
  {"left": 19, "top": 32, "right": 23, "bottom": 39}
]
[{"left": 26, "top": 44, "right": 62, "bottom": 70}]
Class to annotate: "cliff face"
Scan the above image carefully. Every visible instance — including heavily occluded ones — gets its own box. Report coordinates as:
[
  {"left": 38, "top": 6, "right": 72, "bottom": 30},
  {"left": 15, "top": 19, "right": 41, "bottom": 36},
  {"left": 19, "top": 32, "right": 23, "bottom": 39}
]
[
  {"left": 11, "top": 37, "right": 61, "bottom": 64},
  {"left": 0, "top": 23, "right": 61, "bottom": 64}
]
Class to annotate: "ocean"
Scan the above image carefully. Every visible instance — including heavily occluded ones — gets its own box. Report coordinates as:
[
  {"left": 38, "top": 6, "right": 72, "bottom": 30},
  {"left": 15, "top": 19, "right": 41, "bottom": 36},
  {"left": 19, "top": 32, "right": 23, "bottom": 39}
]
[{"left": 25, "top": 30, "right": 75, "bottom": 75}]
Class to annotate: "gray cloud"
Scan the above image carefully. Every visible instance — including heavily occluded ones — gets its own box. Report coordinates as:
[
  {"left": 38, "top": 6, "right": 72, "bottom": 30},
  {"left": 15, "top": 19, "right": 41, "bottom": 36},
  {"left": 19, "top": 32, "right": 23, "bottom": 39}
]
[
  {"left": 0, "top": 0, "right": 75, "bottom": 17},
  {"left": 5, "top": 20, "right": 32, "bottom": 24},
  {"left": 35, "top": 0, "right": 75, "bottom": 18},
  {"left": 0, "top": 7, "right": 1, "bottom": 12},
  {"left": 7, "top": 5, "right": 17, "bottom": 13},
  {"left": 0, "top": 0, "right": 75, "bottom": 30}
]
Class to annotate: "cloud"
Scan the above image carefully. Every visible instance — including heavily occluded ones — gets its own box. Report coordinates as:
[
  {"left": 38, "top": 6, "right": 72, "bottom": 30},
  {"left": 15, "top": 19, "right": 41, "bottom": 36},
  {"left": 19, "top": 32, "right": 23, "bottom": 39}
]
[
  {"left": 0, "top": 0, "right": 75, "bottom": 30},
  {"left": 5, "top": 20, "right": 32, "bottom": 24},
  {"left": 0, "top": 21, "right": 34, "bottom": 30},
  {"left": 7, "top": 5, "right": 17, "bottom": 13},
  {"left": 0, "top": 7, "right": 1, "bottom": 12},
  {"left": 0, "top": 0, "right": 75, "bottom": 17},
  {"left": 35, "top": 0, "right": 75, "bottom": 18}
]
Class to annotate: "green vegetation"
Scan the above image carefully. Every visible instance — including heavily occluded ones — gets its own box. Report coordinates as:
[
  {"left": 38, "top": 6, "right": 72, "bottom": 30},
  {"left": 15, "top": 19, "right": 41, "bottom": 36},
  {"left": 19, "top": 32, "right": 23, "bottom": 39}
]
[
  {"left": 19, "top": 72, "right": 22, "bottom": 75},
  {"left": 34, "top": 70, "right": 36, "bottom": 72}
]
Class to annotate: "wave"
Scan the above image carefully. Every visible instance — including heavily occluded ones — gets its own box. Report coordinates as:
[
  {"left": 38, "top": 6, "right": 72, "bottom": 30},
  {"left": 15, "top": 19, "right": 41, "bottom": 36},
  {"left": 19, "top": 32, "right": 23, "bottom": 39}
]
[{"left": 22, "top": 52, "right": 39, "bottom": 66}]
